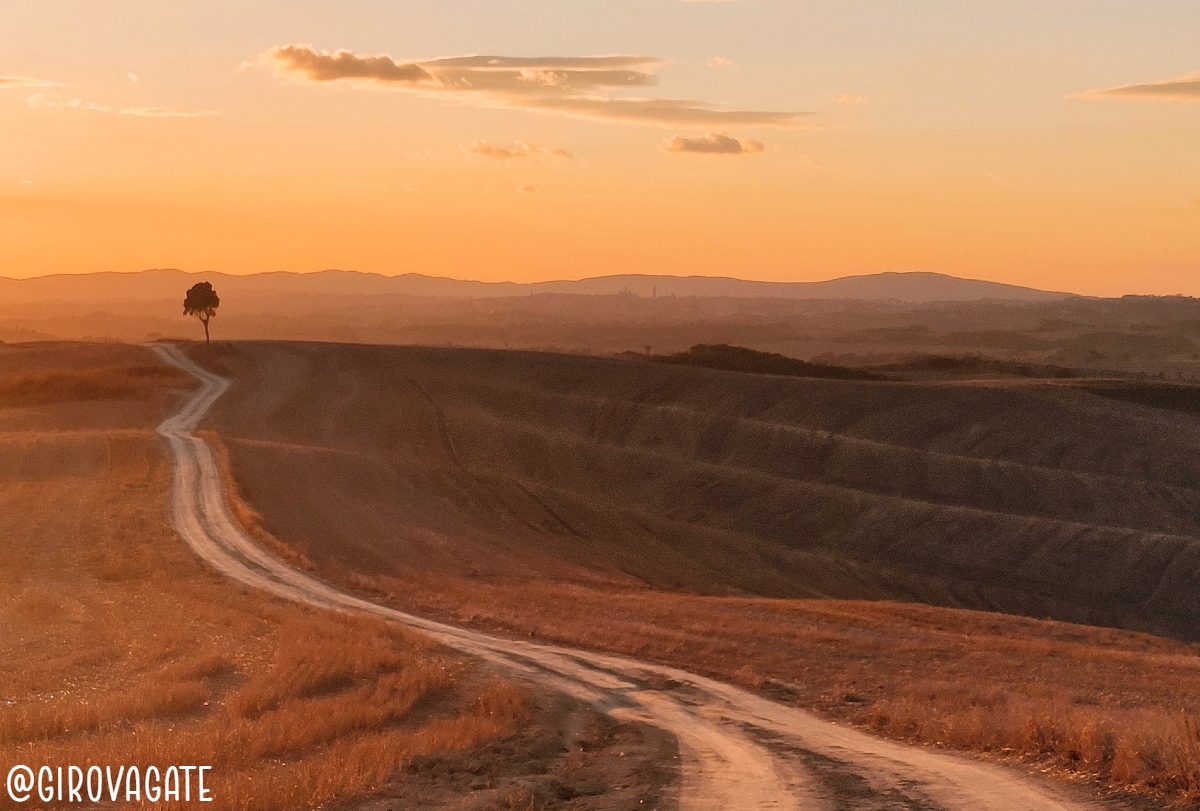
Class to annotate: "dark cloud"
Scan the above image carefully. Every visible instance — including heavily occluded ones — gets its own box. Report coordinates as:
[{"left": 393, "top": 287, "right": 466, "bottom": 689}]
[
  {"left": 268, "top": 45, "right": 432, "bottom": 83},
  {"left": 262, "top": 45, "right": 809, "bottom": 129},
  {"left": 1082, "top": 72, "right": 1200, "bottom": 101},
  {"left": 266, "top": 47, "right": 651, "bottom": 91},
  {"left": 662, "top": 132, "right": 764, "bottom": 154}
]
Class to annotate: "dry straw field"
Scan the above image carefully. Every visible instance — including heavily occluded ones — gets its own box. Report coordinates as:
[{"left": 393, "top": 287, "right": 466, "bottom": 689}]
[{"left": 0, "top": 343, "right": 532, "bottom": 811}]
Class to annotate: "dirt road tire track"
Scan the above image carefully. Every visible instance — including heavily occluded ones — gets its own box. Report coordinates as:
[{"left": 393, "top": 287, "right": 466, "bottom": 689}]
[{"left": 150, "top": 342, "right": 1119, "bottom": 811}]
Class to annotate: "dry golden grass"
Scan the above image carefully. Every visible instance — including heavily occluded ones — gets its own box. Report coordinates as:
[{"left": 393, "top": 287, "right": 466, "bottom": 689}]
[
  {"left": 340, "top": 571, "right": 1200, "bottom": 807},
  {"left": 8, "top": 612, "right": 530, "bottom": 811},
  {"left": 0, "top": 342, "right": 528, "bottom": 811},
  {"left": 0, "top": 361, "right": 189, "bottom": 408}
]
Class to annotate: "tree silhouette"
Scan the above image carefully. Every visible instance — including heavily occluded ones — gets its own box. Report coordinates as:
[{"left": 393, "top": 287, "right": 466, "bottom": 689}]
[{"left": 183, "top": 282, "right": 220, "bottom": 343}]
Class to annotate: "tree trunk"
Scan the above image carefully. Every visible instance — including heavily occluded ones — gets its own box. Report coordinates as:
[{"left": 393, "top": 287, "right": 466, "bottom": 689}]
[{"left": 202, "top": 316, "right": 210, "bottom": 343}]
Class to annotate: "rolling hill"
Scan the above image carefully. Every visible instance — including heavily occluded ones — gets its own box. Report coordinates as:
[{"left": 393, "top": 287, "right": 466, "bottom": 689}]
[
  {"left": 202, "top": 341, "right": 1200, "bottom": 640},
  {"left": 185, "top": 338, "right": 1200, "bottom": 805}
]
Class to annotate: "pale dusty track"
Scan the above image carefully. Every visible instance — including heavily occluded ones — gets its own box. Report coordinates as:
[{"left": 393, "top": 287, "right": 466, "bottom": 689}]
[{"left": 150, "top": 343, "right": 1118, "bottom": 811}]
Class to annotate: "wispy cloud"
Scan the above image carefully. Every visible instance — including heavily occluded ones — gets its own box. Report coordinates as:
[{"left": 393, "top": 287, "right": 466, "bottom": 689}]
[
  {"left": 1080, "top": 72, "right": 1200, "bottom": 102},
  {"left": 121, "top": 106, "right": 220, "bottom": 118},
  {"left": 25, "top": 92, "right": 218, "bottom": 117},
  {"left": 461, "top": 139, "right": 572, "bottom": 160},
  {"left": 261, "top": 45, "right": 809, "bottom": 129},
  {"left": 335, "top": 179, "right": 389, "bottom": 190},
  {"left": 662, "top": 132, "right": 764, "bottom": 154},
  {"left": 26, "top": 94, "right": 107, "bottom": 112},
  {"left": 0, "top": 76, "right": 61, "bottom": 89},
  {"left": 708, "top": 56, "right": 734, "bottom": 69}
]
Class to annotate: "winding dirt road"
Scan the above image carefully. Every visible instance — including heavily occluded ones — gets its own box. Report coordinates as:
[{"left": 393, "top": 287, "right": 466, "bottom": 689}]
[{"left": 150, "top": 342, "right": 1119, "bottom": 811}]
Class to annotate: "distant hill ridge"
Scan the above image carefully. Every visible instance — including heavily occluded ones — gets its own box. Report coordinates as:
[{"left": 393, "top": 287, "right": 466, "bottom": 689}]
[
  {"left": 0, "top": 269, "right": 1072, "bottom": 304},
  {"left": 650, "top": 344, "right": 886, "bottom": 381}
]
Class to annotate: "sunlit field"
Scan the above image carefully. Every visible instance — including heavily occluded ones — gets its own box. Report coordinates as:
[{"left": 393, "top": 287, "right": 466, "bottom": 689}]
[{"left": 0, "top": 344, "right": 528, "bottom": 811}]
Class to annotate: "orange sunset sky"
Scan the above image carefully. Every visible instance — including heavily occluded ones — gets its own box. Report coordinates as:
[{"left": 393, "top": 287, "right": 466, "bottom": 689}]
[{"left": 2, "top": 1, "right": 1199, "bottom": 296}]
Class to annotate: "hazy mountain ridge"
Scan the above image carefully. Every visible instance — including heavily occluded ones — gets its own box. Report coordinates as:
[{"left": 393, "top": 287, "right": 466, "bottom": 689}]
[
  {"left": 9, "top": 268, "right": 1200, "bottom": 381},
  {"left": 0, "top": 268, "right": 1072, "bottom": 304}
]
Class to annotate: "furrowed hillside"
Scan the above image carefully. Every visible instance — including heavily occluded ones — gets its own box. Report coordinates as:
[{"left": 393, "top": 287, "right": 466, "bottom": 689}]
[{"left": 201, "top": 341, "right": 1200, "bottom": 640}]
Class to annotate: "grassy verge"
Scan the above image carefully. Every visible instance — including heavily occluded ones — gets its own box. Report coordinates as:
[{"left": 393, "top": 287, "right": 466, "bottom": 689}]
[{"left": 341, "top": 572, "right": 1200, "bottom": 807}]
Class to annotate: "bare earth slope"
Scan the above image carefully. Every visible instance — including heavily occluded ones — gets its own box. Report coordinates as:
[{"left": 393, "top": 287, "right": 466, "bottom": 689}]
[
  {"left": 204, "top": 341, "right": 1200, "bottom": 640},
  {"left": 154, "top": 341, "right": 1134, "bottom": 811}
]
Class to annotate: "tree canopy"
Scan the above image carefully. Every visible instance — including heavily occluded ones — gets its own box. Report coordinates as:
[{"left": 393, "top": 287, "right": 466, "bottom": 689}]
[{"left": 183, "top": 281, "right": 220, "bottom": 343}]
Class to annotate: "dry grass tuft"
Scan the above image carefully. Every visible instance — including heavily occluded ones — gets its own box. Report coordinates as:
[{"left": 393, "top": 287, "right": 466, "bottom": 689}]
[
  {"left": 8, "top": 613, "right": 530, "bottom": 811},
  {"left": 350, "top": 571, "right": 1200, "bottom": 808},
  {"left": 0, "top": 363, "right": 189, "bottom": 407},
  {"left": 864, "top": 692, "right": 1200, "bottom": 799}
]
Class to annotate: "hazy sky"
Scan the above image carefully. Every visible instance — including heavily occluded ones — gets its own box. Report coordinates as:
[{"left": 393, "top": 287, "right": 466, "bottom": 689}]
[{"left": 3, "top": 1, "right": 1199, "bottom": 295}]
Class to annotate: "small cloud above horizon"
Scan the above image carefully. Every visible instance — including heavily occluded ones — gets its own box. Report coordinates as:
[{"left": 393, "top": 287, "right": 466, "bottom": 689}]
[
  {"left": 708, "top": 56, "right": 734, "bottom": 69},
  {"left": 1079, "top": 71, "right": 1200, "bottom": 101},
  {"left": 25, "top": 92, "right": 219, "bottom": 118},
  {"left": 836, "top": 93, "right": 865, "bottom": 105},
  {"left": 335, "top": 179, "right": 389, "bottom": 190},
  {"left": 461, "top": 139, "right": 573, "bottom": 160},
  {"left": 0, "top": 76, "right": 61, "bottom": 90},
  {"left": 662, "top": 132, "right": 764, "bottom": 154},
  {"left": 261, "top": 45, "right": 810, "bottom": 129},
  {"left": 123, "top": 106, "right": 220, "bottom": 118}
]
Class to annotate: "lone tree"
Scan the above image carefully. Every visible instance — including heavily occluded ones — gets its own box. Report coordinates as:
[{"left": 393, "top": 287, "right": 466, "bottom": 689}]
[{"left": 183, "top": 281, "right": 220, "bottom": 343}]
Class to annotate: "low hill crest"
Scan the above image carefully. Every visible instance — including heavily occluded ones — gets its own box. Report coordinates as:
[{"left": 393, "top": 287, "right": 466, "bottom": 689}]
[{"left": 0, "top": 268, "right": 1072, "bottom": 304}]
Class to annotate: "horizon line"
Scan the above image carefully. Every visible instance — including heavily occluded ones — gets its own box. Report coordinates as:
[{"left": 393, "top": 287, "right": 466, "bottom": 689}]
[{"left": 0, "top": 267, "right": 1082, "bottom": 294}]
